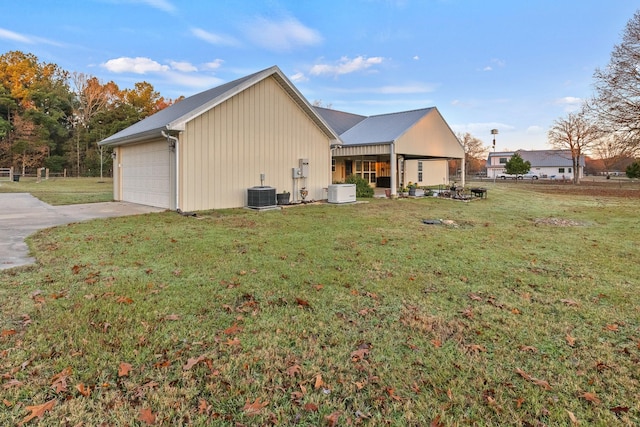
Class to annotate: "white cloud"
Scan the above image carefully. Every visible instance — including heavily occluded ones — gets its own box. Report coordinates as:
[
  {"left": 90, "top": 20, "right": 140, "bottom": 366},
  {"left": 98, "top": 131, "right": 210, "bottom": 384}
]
[
  {"left": 0, "top": 27, "right": 33, "bottom": 43},
  {"left": 132, "top": 0, "right": 175, "bottom": 13},
  {"left": 310, "top": 56, "right": 384, "bottom": 77},
  {"left": 170, "top": 61, "right": 197, "bottom": 72},
  {"left": 555, "top": 96, "right": 583, "bottom": 112},
  {"left": 526, "top": 125, "right": 544, "bottom": 134},
  {"left": 191, "top": 27, "right": 240, "bottom": 47},
  {"left": 290, "top": 72, "right": 308, "bottom": 83},
  {"left": 0, "top": 27, "right": 63, "bottom": 46},
  {"left": 202, "top": 59, "right": 224, "bottom": 70},
  {"left": 163, "top": 71, "right": 224, "bottom": 89},
  {"left": 481, "top": 58, "right": 506, "bottom": 72},
  {"left": 413, "top": 55, "right": 420, "bottom": 60},
  {"left": 244, "top": 17, "right": 322, "bottom": 52},
  {"left": 102, "top": 57, "right": 169, "bottom": 74}
]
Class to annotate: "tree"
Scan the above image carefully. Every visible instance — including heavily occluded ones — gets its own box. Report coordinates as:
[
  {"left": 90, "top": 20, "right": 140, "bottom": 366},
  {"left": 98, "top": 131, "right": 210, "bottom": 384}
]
[
  {"left": 547, "top": 109, "right": 599, "bottom": 184},
  {"left": 591, "top": 11, "right": 640, "bottom": 156},
  {"left": 626, "top": 160, "right": 640, "bottom": 178},
  {"left": 504, "top": 152, "right": 531, "bottom": 179},
  {"left": 456, "top": 132, "right": 489, "bottom": 176}
]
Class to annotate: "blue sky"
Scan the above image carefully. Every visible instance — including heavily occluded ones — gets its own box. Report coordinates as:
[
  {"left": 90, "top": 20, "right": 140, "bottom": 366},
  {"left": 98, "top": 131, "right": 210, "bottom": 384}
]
[{"left": 2, "top": 0, "right": 638, "bottom": 151}]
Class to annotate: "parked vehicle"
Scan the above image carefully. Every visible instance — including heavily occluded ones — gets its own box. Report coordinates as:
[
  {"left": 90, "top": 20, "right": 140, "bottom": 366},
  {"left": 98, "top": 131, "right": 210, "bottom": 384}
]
[{"left": 496, "top": 172, "right": 540, "bottom": 180}]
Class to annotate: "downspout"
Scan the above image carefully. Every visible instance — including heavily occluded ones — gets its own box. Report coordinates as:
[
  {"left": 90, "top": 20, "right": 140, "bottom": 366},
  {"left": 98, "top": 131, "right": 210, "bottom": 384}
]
[
  {"left": 390, "top": 142, "right": 397, "bottom": 197},
  {"left": 161, "top": 130, "right": 180, "bottom": 211}
]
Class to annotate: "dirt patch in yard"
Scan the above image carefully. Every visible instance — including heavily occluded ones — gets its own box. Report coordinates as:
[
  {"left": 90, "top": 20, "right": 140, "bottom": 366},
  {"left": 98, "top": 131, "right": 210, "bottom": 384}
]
[{"left": 528, "top": 180, "right": 639, "bottom": 198}]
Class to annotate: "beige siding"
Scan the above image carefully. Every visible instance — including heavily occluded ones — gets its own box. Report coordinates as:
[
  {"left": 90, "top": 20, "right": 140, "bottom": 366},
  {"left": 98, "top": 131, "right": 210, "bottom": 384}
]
[
  {"left": 405, "top": 159, "right": 450, "bottom": 186},
  {"left": 180, "top": 76, "right": 331, "bottom": 211},
  {"left": 396, "top": 110, "right": 464, "bottom": 158}
]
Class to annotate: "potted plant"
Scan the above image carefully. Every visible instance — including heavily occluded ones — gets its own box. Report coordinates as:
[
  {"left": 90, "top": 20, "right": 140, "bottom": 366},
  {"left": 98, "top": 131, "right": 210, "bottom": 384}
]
[
  {"left": 407, "top": 182, "right": 417, "bottom": 196},
  {"left": 399, "top": 186, "right": 409, "bottom": 197},
  {"left": 276, "top": 190, "right": 290, "bottom": 205}
]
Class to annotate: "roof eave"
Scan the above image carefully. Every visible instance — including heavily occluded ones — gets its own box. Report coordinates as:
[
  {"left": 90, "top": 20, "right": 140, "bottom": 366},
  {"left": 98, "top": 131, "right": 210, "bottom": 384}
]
[{"left": 99, "top": 128, "right": 164, "bottom": 147}]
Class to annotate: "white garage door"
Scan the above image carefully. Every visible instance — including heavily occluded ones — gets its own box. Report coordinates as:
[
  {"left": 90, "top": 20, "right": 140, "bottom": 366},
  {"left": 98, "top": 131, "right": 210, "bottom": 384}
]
[{"left": 121, "top": 140, "right": 171, "bottom": 208}]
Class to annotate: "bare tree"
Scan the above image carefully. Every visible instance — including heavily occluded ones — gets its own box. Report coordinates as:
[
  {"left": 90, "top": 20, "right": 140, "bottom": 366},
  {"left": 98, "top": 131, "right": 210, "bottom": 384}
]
[
  {"left": 591, "top": 135, "right": 632, "bottom": 176},
  {"left": 547, "top": 109, "right": 600, "bottom": 184},
  {"left": 456, "top": 132, "right": 489, "bottom": 175},
  {"left": 591, "top": 10, "right": 640, "bottom": 156}
]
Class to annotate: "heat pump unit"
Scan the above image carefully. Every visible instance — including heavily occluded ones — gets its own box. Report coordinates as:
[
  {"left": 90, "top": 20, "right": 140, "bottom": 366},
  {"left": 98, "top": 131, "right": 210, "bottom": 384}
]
[
  {"left": 328, "top": 184, "right": 356, "bottom": 204},
  {"left": 247, "top": 186, "right": 276, "bottom": 209}
]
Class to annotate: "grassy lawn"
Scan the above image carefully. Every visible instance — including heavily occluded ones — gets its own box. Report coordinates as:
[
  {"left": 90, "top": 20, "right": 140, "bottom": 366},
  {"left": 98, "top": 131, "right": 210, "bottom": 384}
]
[
  {"left": 1, "top": 182, "right": 639, "bottom": 425},
  {"left": 0, "top": 177, "right": 113, "bottom": 205}
]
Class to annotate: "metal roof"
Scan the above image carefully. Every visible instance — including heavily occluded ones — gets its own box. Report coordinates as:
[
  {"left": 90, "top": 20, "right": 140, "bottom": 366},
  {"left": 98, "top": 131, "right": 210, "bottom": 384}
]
[
  {"left": 100, "top": 66, "right": 339, "bottom": 146},
  {"left": 312, "top": 106, "right": 366, "bottom": 135},
  {"left": 519, "top": 150, "right": 585, "bottom": 167},
  {"left": 338, "top": 108, "right": 435, "bottom": 145}
]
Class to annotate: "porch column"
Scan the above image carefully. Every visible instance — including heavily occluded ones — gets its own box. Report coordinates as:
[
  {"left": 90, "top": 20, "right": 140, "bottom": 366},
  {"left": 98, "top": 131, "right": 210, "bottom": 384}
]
[
  {"left": 461, "top": 156, "right": 466, "bottom": 187},
  {"left": 390, "top": 143, "right": 397, "bottom": 197}
]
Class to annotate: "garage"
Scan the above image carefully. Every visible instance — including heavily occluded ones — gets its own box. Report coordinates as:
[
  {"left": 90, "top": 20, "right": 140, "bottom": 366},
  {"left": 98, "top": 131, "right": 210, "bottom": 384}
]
[{"left": 119, "top": 139, "right": 172, "bottom": 209}]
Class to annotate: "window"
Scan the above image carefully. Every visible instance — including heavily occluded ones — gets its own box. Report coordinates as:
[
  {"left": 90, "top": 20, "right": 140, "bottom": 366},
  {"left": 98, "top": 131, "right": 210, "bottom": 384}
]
[
  {"left": 418, "top": 161, "right": 423, "bottom": 182},
  {"left": 568, "top": 168, "right": 572, "bottom": 173},
  {"left": 558, "top": 168, "right": 565, "bottom": 173},
  {"left": 331, "top": 158, "right": 336, "bottom": 172},
  {"left": 499, "top": 158, "right": 508, "bottom": 164}
]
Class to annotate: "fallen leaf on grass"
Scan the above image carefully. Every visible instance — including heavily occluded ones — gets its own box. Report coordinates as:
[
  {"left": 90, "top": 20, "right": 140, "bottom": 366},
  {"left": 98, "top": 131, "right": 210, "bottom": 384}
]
[
  {"left": 514, "top": 397, "right": 525, "bottom": 408},
  {"left": 604, "top": 324, "right": 619, "bottom": 332},
  {"left": 76, "top": 382, "right": 91, "bottom": 397},
  {"left": 304, "top": 402, "right": 318, "bottom": 412},
  {"left": 3, "top": 379, "right": 24, "bottom": 389},
  {"left": 532, "top": 378, "right": 552, "bottom": 391},
  {"left": 286, "top": 364, "right": 302, "bottom": 377},
  {"left": 118, "top": 362, "right": 132, "bottom": 377},
  {"left": 580, "top": 392, "right": 601, "bottom": 405},
  {"left": 519, "top": 345, "right": 538, "bottom": 353},
  {"left": 183, "top": 355, "right": 208, "bottom": 371},
  {"left": 566, "top": 334, "right": 576, "bottom": 347},
  {"left": 20, "top": 398, "right": 56, "bottom": 426},
  {"left": 351, "top": 348, "right": 370, "bottom": 362},
  {"left": 466, "top": 344, "right": 486, "bottom": 354},
  {"left": 138, "top": 407, "right": 156, "bottom": 425},
  {"left": 314, "top": 374, "right": 324, "bottom": 389},
  {"left": 560, "top": 299, "right": 579, "bottom": 307},
  {"left": 243, "top": 397, "right": 268, "bottom": 415},
  {"left": 295, "top": 298, "right": 311, "bottom": 308},
  {"left": 325, "top": 411, "right": 341, "bottom": 426},
  {"left": 1, "top": 329, "right": 16, "bottom": 337},
  {"left": 116, "top": 296, "right": 133, "bottom": 304},
  {"left": 223, "top": 323, "right": 242, "bottom": 335},
  {"left": 566, "top": 410, "right": 579, "bottom": 424},
  {"left": 610, "top": 406, "right": 629, "bottom": 414},
  {"left": 163, "top": 314, "right": 180, "bottom": 321},
  {"left": 431, "top": 339, "right": 442, "bottom": 348},
  {"left": 51, "top": 367, "right": 72, "bottom": 393}
]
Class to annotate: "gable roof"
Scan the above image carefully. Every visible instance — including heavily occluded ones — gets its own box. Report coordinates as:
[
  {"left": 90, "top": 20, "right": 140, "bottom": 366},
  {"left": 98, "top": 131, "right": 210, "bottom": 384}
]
[
  {"left": 100, "top": 66, "right": 339, "bottom": 146},
  {"left": 313, "top": 106, "right": 366, "bottom": 135},
  {"left": 488, "top": 150, "right": 585, "bottom": 167},
  {"left": 519, "top": 150, "right": 585, "bottom": 167},
  {"left": 336, "top": 108, "right": 435, "bottom": 145}
]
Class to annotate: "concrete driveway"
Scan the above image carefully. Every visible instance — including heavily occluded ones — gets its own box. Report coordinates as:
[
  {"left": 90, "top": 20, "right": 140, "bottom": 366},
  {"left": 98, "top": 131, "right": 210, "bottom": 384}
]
[{"left": 0, "top": 193, "right": 165, "bottom": 270}]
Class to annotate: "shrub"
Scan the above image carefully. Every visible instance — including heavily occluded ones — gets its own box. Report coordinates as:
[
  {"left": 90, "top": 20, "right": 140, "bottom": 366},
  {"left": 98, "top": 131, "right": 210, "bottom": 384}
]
[
  {"left": 626, "top": 160, "right": 640, "bottom": 179},
  {"left": 344, "top": 174, "right": 374, "bottom": 198}
]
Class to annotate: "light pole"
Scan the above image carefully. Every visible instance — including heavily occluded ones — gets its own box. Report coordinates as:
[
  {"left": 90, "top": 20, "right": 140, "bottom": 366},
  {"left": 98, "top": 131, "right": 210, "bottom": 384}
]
[{"left": 491, "top": 129, "right": 498, "bottom": 151}]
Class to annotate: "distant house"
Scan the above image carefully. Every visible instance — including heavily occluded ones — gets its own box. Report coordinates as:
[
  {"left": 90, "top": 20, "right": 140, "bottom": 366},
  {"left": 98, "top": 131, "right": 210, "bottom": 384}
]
[
  {"left": 315, "top": 106, "right": 465, "bottom": 193},
  {"left": 486, "top": 150, "right": 585, "bottom": 179},
  {"left": 100, "top": 65, "right": 464, "bottom": 210}
]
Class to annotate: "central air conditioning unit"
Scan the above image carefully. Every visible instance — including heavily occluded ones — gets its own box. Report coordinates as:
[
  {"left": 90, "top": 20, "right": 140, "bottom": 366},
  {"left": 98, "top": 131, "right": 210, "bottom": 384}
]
[
  {"left": 247, "top": 186, "right": 276, "bottom": 209},
  {"left": 328, "top": 184, "right": 356, "bottom": 204}
]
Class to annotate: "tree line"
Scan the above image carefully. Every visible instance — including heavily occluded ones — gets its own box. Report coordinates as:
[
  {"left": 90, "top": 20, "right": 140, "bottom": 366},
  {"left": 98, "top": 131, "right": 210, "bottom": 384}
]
[{"left": 0, "top": 51, "right": 178, "bottom": 177}]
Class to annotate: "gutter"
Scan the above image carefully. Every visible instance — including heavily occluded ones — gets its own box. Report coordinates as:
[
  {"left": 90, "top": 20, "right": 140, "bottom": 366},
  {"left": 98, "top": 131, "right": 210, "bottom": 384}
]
[{"left": 161, "top": 130, "right": 180, "bottom": 212}]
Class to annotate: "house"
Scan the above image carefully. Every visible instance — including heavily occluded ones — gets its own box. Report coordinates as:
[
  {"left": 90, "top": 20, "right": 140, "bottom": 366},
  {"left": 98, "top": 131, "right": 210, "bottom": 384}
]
[
  {"left": 100, "top": 65, "right": 464, "bottom": 210},
  {"left": 486, "top": 150, "right": 585, "bottom": 180},
  {"left": 315, "top": 107, "right": 465, "bottom": 195},
  {"left": 100, "top": 66, "right": 340, "bottom": 211}
]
